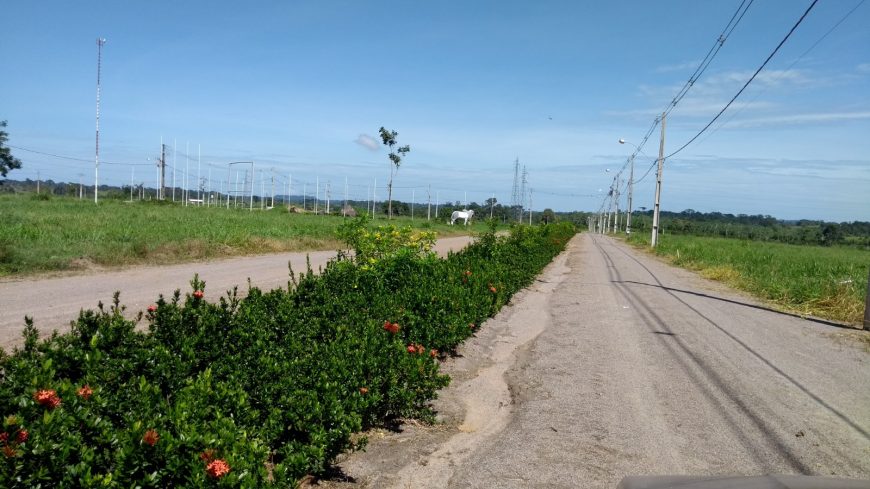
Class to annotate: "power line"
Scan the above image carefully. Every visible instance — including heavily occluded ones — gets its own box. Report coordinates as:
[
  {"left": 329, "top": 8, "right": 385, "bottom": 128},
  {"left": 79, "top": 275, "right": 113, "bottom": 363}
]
[
  {"left": 9, "top": 145, "right": 155, "bottom": 166},
  {"left": 612, "top": 0, "right": 756, "bottom": 204},
  {"left": 665, "top": 0, "right": 820, "bottom": 160},
  {"left": 697, "top": 0, "right": 867, "bottom": 144},
  {"left": 662, "top": 0, "right": 755, "bottom": 119}
]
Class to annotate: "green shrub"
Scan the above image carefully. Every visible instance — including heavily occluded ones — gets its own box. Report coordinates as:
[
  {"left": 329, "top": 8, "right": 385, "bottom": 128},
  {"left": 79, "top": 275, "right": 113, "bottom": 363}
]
[{"left": 0, "top": 222, "right": 574, "bottom": 486}]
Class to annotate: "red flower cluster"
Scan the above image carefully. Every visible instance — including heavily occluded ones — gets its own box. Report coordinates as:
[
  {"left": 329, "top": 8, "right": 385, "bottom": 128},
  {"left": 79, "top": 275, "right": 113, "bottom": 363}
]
[
  {"left": 34, "top": 389, "right": 61, "bottom": 409},
  {"left": 0, "top": 428, "right": 27, "bottom": 458},
  {"left": 142, "top": 429, "right": 159, "bottom": 446},
  {"left": 206, "top": 459, "right": 231, "bottom": 479},
  {"left": 464, "top": 270, "right": 472, "bottom": 277},
  {"left": 359, "top": 387, "right": 369, "bottom": 395},
  {"left": 383, "top": 321, "right": 400, "bottom": 334},
  {"left": 77, "top": 385, "right": 93, "bottom": 400},
  {"left": 147, "top": 304, "right": 157, "bottom": 313},
  {"left": 488, "top": 284, "right": 497, "bottom": 293},
  {"left": 429, "top": 349, "right": 438, "bottom": 358},
  {"left": 407, "top": 343, "right": 426, "bottom": 355},
  {"left": 193, "top": 290, "right": 204, "bottom": 299}
]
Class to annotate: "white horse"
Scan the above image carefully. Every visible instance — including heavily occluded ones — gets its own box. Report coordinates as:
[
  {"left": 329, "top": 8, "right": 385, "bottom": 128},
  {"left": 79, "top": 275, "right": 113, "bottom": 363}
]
[{"left": 450, "top": 209, "right": 474, "bottom": 225}]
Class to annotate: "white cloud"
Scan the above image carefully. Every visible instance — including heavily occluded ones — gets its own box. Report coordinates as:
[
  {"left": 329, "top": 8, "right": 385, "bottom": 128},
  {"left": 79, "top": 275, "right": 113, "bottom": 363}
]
[
  {"left": 354, "top": 133, "right": 379, "bottom": 151},
  {"left": 722, "top": 111, "right": 870, "bottom": 128},
  {"left": 856, "top": 63, "right": 870, "bottom": 74},
  {"left": 655, "top": 60, "right": 700, "bottom": 73}
]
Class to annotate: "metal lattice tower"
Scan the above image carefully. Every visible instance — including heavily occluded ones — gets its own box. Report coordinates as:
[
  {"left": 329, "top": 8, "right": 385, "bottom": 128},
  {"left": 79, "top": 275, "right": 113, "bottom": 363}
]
[
  {"left": 519, "top": 165, "right": 528, "bottom": 222},
  {"left": 510, "top": 158, "right": 521, "bottom": 220}
]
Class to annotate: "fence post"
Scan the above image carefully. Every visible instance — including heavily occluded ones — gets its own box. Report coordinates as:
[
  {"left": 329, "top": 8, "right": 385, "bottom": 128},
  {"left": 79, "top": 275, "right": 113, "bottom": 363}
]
[{"left": 864, "top": 268, "right": 870, "bottom": 331}]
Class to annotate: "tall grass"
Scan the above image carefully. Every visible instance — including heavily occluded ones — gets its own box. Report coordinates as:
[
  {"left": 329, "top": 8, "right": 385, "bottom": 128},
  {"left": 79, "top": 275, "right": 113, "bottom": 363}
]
[
  {"left": 626, "top": 233, "right": 870, "bottom": 325},
  {"left": 0, "top": 194, "right": 491, "bottom": 276}
]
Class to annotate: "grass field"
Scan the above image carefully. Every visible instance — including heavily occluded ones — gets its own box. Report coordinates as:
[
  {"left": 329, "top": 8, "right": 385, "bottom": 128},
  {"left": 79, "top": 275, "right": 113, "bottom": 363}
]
[
  {"left": 626, "top": 233, "right": 870, "bottom": 325},
  {"left": 0, "top": 193, "right": 492, "bottom": 277}
]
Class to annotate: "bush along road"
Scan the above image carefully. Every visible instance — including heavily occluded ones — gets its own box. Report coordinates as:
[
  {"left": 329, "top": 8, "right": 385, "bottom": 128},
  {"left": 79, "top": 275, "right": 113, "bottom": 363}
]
[{"left": 0, "top": 219, "right": 575, "bottom": 487}]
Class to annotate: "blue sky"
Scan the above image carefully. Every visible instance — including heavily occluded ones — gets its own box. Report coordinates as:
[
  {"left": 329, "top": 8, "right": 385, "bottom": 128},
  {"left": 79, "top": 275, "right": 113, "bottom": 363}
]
[{"left": 2, "top": 1, "right": 868, "bottom": 221}]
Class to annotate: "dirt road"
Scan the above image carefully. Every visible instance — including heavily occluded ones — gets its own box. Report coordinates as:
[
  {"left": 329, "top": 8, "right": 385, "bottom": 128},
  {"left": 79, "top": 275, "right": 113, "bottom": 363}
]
[
  {"left": 0, "top": 235, "right": 474, "bottom": 350},
  {"left": 325, "top": 233, "right": 870, "bottom": 488}
]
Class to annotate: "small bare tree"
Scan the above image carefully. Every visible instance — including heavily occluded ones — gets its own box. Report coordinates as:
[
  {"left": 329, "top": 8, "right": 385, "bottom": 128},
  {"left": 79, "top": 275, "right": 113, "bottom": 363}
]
[{"left": 379, "top": 127, "right": 410, "bottom": 219}]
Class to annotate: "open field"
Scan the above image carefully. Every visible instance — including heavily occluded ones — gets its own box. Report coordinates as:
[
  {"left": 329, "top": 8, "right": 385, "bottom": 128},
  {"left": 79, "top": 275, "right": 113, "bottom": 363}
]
[
  {"left": 626, "top": 233, "right": 870, "bottom": 325},
  {"left": 0, "top": 193, "right": 492, "bottom": 277}
]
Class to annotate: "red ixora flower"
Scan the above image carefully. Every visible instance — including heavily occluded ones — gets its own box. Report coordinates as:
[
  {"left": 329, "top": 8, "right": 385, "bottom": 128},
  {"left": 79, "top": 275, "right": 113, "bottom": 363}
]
[
  {"left": 142, "top": 429, "right": 159, "bottom": 446},
  {"left": 0, "top": 433, "right": 7, "bottom": 444},
  {"left": 2, "top": 445, "right": 15, "bottom": 458},
  {"left": 77, "top": 385, "right": 93, "bottom": 400},
  {"left": 15, "top": 429, "right": 28, "bottom": 444},
  {"left": 464, "top": 270, "right": 472, "bottom": 276},
  {"left": 200, "top": 449, "right": 216, "bottom": 463},
  {"left": 206, "top": 459, "right": 231, "bottom": 479},
  {"left": 193, "top": 290, "right": 204, "bottom": 299},
  {"left": 359, "top": 387, "right": 369, "bottom": 395},
  {"left": 406, "top": 344, "right": 417, "bottom": 354},
  {"left": 34, "top": 389, "right": 61, "bottom": 409},
  {"left": 489, "top": 285, "right": 497, "bottom": 294},
  {"left": 383, "top": 321, "right": 400, "bottom": 334},
  {"left": 429, "top": 349, "right": 438, "bottom": 358},
  {"left": 147, "top": 304, "right": 157, "bottom": 313}
]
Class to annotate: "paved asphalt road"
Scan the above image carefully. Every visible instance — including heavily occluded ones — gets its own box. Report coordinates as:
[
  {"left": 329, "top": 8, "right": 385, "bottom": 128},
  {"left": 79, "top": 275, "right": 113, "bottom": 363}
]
[
  {"left": 0, "top": 235, "right": 474, "bottom": 350},
  {"left": 330, "top": 233, "right": 869, "bottom": 488}
]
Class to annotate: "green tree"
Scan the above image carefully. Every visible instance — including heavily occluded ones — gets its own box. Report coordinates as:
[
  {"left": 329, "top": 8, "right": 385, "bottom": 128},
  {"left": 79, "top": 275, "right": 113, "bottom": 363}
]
[
  {"left": 820, "top": 223, "right": 842, "bottom": 246},
  {"left": 0, "top": 120, "right": 23, "bottom": 177},
  {"left": 541, "top": 208, "right": 557, "bottom": 224},
  {"left": 379, "top": 127, "right": 410, "bottom": 219}
]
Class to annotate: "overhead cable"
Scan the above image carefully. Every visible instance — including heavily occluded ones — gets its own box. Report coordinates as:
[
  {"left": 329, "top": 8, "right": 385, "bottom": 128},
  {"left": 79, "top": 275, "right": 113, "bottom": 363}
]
[{"left": 665, "top": 0, "right": 820, "bottom": 160}]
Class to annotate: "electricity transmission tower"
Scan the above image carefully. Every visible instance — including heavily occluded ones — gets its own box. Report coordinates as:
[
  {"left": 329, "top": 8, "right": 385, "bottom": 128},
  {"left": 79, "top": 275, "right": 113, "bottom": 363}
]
[
  {"left": 510, "top": 158, "right": 521, "bottom": 221},
  {"left": 519, "top": 165, "right": 528, "bottom": 223}
]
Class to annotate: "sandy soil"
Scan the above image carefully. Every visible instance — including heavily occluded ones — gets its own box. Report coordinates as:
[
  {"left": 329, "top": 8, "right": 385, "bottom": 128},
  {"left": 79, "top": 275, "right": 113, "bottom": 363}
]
[
  {"left": 314, "top": 233, "right": 870, "bottom": 488},
  {"left": 0, "top": 235, "right": 474, "bottom": 350}
]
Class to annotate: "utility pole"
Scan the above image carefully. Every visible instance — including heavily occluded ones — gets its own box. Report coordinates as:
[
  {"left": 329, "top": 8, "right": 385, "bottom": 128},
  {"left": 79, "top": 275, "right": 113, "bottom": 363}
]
[
  {"left": 78, "top": 174, "right": 83, "bottom": 199},
  {"left": 197, "top": 144, "right": 202, "bottom": 202},
  {"left": 159, "top": 143, "right": 166, "bottom": 200},
  {"left": 614, "top": 174, "right": 621, "bottom": 233},
  {"left": 184, "top": 141, "right": 189, "bottom": 205},
  {"left": 94, "top": 38, "right": 106, "bottom": 204},
  {"left": 511, "top": 157, "right": 521, "bottom": 221},
  {"left": 490, "top": 193, "right": 495, "bottom": 219},
  {"left": 36, "top": 170, "right": 40, "bottom": 194},
  {"left": 626, "top": 153, "right": 635, "bottom": 234},
  {"left": 864, "top": 268, "right": 870, "bottom": 330},
  {"left": 651, "top": 113, "right": 666, "bottom": 248}
]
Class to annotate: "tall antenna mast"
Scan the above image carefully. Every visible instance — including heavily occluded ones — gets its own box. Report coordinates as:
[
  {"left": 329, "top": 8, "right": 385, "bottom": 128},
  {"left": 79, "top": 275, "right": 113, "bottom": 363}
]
[{"left": 94, "top": 37, "right": 106, "bottom": 204}]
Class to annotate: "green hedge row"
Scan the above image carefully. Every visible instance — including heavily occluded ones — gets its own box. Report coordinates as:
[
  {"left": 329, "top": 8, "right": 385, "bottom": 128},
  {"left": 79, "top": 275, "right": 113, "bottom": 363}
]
[{"left": 0, "top": 222, "right": 574, "bottom": 487}]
